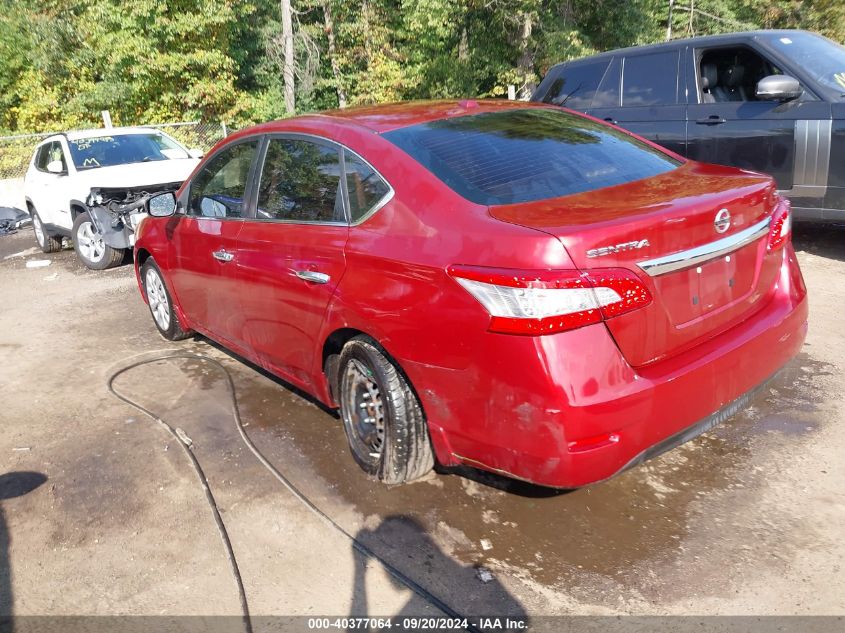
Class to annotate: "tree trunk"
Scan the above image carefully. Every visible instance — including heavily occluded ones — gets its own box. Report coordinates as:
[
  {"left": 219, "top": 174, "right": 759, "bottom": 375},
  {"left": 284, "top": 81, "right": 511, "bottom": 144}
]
[
  {"left": 323, "top": 0, "right": 347, "bottom": 108},
  {"left": 281, "top": 0, "right": 295, "bottom": 115},
  {"left": 516, "top": 11, "right": 535, "bottom": 100}
]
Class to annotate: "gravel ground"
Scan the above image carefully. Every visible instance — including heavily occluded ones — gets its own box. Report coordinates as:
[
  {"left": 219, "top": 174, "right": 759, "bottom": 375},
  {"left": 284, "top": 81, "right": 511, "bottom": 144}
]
[{"left": 0, "top": 224, "right": 843, "bottom": 621}]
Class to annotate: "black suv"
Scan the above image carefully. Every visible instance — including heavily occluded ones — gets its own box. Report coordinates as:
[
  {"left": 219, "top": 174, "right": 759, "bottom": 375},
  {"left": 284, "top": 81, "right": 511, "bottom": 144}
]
[{"left": 532, "top": 30, "right": 845, "bottom": 222}]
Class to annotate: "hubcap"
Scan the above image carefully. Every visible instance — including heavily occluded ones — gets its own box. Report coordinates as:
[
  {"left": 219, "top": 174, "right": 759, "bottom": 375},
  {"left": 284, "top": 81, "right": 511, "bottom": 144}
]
[
  {"left": 33, "top": 215, "right": 44, "bottom": 246},
  {"left": 76, "top": 221, "right": 106, "bottom": 263},
  {"left": 342, "top": 359, "right": 386, "bottom": 462},
  {"left": 145, "top": 268, "right": 171, "bottom": 331}
]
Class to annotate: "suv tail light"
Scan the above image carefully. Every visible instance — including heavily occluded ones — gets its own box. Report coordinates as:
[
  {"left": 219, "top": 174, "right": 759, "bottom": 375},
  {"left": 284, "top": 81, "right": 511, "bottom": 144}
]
[
  {"left": 767, "top": 196, "right": 792, "bottom": 252},
  {"left": 448, "top": 265, "right": 652, "bottom": 335}
]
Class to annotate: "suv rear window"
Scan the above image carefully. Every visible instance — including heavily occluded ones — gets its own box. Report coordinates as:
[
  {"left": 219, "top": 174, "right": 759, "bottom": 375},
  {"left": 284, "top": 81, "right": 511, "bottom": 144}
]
[{"left": 383, "top": 108, "right": 680, "bottom": 205}]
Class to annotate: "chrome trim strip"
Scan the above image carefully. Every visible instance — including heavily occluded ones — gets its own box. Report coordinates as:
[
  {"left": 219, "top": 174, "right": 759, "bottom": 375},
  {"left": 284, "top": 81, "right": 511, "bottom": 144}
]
[{"left": 637, "top": 216, "right": 771, "bottom": 277}]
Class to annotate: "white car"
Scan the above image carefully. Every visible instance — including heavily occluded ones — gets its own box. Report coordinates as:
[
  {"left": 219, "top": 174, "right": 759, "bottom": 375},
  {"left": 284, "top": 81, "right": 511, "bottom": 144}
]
[{"left": 24, "top": 127, "right": 201, "bottom": 269}]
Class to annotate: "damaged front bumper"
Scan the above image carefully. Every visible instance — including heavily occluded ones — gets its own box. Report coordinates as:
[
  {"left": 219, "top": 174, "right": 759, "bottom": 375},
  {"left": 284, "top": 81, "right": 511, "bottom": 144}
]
[{"left": 86, "top": 182, "right": 181, "bottom": 249}]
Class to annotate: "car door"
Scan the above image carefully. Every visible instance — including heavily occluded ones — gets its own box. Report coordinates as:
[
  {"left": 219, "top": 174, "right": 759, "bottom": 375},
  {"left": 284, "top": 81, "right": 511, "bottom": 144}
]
[
  {"left": 235, "top": 135, "right": 350, "bottom": 388},
  {"left": 167, "top": 138, "right": 260, "bottom": 346},
  {"left": 31, "top": 141, "right": 72, "bottom": 227},
  {"left": 587, "top": 49, "right": 687, "bottom": 156},
  {"left": 684, "top": 41, "right": 831, "bottom": 195}
]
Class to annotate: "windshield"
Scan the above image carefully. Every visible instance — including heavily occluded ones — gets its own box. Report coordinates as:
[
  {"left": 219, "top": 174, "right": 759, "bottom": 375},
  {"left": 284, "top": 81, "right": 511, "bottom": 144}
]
[
  {"left": 761, "top": 32, "right": 845, "bottom": 98},
  {"left": 383, "top": 108, "right": 680, "bottom": 205},
  {"left": 67, "top": 133, "right": 190, "bottom": 170}
]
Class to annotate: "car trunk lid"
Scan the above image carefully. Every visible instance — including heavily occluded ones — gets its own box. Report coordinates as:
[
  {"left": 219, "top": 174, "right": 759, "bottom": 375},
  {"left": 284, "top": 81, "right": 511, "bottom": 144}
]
[{"left": 489, "top": 161, "right": 782, "bottom": 366}]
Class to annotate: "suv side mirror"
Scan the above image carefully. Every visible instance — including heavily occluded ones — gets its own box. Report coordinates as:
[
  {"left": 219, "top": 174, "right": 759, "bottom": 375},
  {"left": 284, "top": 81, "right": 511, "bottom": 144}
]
[
  {"left": 46, "top": 160, "right": 65, "bottom": 175},
  {"left": 148, "top": 192, "right": 177, "bottom": 217},
  {"left": 756, "top": 75, "right": 803, "bottom": 101}
]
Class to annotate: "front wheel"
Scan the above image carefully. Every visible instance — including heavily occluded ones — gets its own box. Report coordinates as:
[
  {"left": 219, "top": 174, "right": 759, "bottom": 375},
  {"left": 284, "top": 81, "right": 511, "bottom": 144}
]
[
  {"left": 338, "top": 337, "right": 434, "bottom": 484},
  {"left": 72, "top": 211, "right": 123, "bottom": 270},
  {"left": 141, "top": 259, "right": 192, "bottom": 341}
]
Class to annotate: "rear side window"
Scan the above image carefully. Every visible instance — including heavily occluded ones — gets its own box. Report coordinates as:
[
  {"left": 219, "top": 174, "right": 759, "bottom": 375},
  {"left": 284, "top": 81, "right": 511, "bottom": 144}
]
[
  {"left": 622, "top": 51, "right": 679, "bottom": 106},
  {"left": 188, "top": 141, "right": 258, "bottom": 218},
  {"left": 343, "top": 151, "right": 391, "bottom": 223},
  {"left": 383, "top": 108, "right": 680, "bottom": 206},
  {"left": 540, "top": 60, "right": 609, "bottom": 109},
  {"left": 256, "top": 139, "right": 345, "bottom": 223}
]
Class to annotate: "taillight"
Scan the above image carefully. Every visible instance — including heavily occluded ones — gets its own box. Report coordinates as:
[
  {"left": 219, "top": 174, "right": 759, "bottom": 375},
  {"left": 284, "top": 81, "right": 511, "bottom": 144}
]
[
  {"left": 448, "top": 265, "right": 652, "bottom": 335},
  {"left": 768, "top": 196, "right": 792, "bottom": 252}
]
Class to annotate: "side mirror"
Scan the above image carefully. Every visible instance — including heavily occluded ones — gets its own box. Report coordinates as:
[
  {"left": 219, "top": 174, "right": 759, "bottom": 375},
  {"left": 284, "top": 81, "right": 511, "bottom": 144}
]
[
  {"left": 148, "top": 192, "right": 177, "bottom": 217},
  {"left": 46, "top": 160, "right": 65, "bottom": 175},
  {"left": 756, "top": 75, "right": 803, "bottom": 101},
  {"left": 188, "top": 149, "right": 204, "bottom": 159}
]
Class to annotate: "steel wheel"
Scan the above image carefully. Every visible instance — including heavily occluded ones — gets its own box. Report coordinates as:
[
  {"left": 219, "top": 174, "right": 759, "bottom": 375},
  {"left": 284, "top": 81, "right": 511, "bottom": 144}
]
[
  {"left": 76, "top": 221, "right": 105, "bottom": 263},
  {"left": 341, "top": 358, "right": 386, "bottom": 464},
  {"left": 145, "top": 267, "right": 171, "bottom": 331}
]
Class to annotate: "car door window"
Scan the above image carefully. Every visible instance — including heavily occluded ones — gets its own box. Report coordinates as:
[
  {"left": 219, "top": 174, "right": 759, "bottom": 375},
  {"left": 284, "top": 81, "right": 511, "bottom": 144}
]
[
  {"left": 697, "top": 46, "right": 785, "bottom": 104},
  {"left": 188, "top": 141, "right": 258, "bottom": 218},
  {"left": 539, "top": 60, "right": 610, "bottom": 109},
  {"left": 35, "top": 145, "right": 51, "bottom": 171},
  {"left": 256, "top": 138, "right": 345, "bottom": 223},
  {"left": 343, "top": 151, "right": 391, "bottom": 223},
  {"left": 35, "top": 142, "right": 67, "bottom": 172},
  {"left": 622, "top": 51, "right": 679, "bottom": 106},
  {"left": 592, "top": 57, "right": 621, "bottom": 107}
]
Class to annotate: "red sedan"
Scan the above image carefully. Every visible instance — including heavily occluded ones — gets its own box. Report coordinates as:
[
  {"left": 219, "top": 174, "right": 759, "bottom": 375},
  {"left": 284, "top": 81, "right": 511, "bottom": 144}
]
[{"left": 134, "top": 100, "right": 808, "bottom": 488}]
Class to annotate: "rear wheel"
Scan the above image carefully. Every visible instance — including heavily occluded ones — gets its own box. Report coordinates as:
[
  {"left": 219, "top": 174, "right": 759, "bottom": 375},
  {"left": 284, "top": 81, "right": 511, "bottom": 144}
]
[
  {"left": 141, "top": 258, "right": 192, "bottom": 341},
  {"left": 31, "top": 210, "right": 62, "bottom": 253},
  {"left": 338, "top": 337, "right": 434, "bottom": 484},
  {"left": 72, "top": 211, "right": 123, "bottom": 270}
]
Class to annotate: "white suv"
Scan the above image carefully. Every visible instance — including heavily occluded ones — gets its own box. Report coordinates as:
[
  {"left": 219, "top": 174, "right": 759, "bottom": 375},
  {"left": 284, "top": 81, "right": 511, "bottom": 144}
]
[{"left": 24, "top": 127, "right": 201, "bottom": 269}]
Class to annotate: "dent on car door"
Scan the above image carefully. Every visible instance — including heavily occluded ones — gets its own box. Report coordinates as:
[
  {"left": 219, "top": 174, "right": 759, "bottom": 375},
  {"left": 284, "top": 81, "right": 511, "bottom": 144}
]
[
  {"left": 685, "top": 42, "right": 831, "bottom": 200},
  {"left": 235, "top": 136, "right": 352, "bottom": 389}
]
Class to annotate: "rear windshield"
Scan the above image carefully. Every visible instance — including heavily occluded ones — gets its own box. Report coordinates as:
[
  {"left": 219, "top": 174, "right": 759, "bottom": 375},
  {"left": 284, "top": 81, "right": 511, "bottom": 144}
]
[{"left": 382, "top": 108, "right": 681, "bottom": 205}]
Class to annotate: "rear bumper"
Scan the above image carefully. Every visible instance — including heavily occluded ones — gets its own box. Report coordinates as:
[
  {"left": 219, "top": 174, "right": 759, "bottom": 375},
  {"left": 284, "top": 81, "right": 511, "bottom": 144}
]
[{"left": 406, "top": 244, "right": 808, "bottom": 488}]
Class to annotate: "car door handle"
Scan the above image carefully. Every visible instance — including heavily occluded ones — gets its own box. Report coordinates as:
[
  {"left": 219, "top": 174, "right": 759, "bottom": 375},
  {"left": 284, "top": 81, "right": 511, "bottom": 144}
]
[
  {"left": 212, "top": 249, "right": 235, "bottom": 262},
  {"left": 295, "top": 270, "right": 331, "bottom": 284},
  {"left": 696, "top": 116, "right": 727, "bottom": 125}
]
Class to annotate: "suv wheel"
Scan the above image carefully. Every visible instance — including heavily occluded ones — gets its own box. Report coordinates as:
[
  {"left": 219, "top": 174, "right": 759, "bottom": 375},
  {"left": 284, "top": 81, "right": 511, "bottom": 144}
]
[
  {"left": 338, "top": 336, "right": 434, "bottom": 484},
  {"left": 72, "top": 211, "right": 123, "bottom": 270},
  {"left": 31, "top": 211, "right": 62, "bottom": 253},
  {"left": 141, "top": 258, "right": 192, "bottom": 341}
]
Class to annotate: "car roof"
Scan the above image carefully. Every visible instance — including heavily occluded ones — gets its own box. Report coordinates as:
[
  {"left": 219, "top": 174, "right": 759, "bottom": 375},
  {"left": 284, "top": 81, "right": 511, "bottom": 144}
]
[
  {"left": 548, "top": 29, "right": 816, "bottom": 68},
  {"left": 244, "top": 99, "right": 552, "bottom": 135}
]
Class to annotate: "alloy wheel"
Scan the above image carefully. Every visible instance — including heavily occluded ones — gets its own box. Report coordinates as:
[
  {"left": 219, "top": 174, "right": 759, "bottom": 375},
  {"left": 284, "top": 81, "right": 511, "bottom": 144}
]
[
  {"left": 145, "top": 268, "right": 171, "bottom": 331},
  {"left": 76, "top": 221, "right": 106, "bottom": 263}
]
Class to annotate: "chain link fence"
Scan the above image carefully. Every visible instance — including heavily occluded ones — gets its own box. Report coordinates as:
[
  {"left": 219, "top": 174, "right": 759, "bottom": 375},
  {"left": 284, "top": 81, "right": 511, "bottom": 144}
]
[{"left": 0, "top": 121, "right": 230, "bottom": 181}]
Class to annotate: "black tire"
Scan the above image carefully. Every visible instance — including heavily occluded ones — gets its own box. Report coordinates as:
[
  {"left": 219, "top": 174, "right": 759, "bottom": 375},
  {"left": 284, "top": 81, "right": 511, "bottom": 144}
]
[
  {"left": 72, "top": 211, "right": 123, "bottom": 270},
  {"left": 338, "top": 336, "right": 434, "bottom": 484},
  {"left": 31, "top": 210, "right": 62, "bottom": 253},
  {"left": 140, "top": 258, "right": 192, "bottom": 341}
]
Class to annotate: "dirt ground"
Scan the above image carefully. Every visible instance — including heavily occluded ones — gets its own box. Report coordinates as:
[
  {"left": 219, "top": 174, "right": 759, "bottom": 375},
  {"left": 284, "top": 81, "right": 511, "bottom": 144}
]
[{"left": 0, "top": 224, "right": 843, "bottom": 622}]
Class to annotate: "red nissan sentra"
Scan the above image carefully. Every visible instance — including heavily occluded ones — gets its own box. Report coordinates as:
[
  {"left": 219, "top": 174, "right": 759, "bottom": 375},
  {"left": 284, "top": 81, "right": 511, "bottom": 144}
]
[{"left": 134, "top": 100, "right": 808, "bottom": 488}]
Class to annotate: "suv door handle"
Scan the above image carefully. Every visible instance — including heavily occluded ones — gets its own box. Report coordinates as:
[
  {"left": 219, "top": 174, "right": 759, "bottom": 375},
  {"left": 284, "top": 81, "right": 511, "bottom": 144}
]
[
  {"left": 212, "top": 249, "right": 234, "bottom": 262},
  {"left": 696, "top": 116, "right": 727, "bottom": 125},
  {"left": 295, "top": 270, "right": 330, "bottom": 284}
]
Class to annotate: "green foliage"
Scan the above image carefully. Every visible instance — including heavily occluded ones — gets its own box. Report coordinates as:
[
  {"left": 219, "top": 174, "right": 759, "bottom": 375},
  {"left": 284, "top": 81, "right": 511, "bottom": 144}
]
[{"left": 0, "top": 0, "right": 843, "bottom": 135}]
